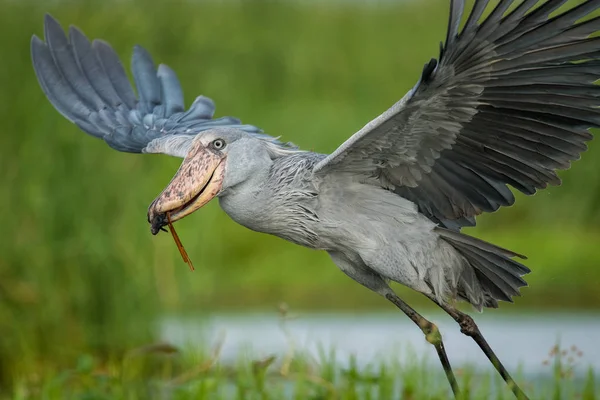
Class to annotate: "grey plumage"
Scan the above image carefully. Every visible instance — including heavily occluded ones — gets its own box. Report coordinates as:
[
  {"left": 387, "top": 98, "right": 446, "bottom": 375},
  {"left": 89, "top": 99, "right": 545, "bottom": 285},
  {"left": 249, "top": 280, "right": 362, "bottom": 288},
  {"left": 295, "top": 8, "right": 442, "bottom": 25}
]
[
  {"left": 32, "top": 2, "right": 600, "bottom": 398},
  {"left": 31, "top": 14, "right": 261, "bottom": 155},
  {"left": 315, "top": 0, "right": 600, "bottom": 231}
]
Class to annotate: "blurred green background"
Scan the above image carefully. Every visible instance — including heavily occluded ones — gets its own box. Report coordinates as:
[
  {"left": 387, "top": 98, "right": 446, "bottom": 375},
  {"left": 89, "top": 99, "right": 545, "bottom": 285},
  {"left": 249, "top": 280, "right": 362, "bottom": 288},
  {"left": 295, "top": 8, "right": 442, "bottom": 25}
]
[{"left": 1, "top": 0, "right": 600, "bottom": 393}]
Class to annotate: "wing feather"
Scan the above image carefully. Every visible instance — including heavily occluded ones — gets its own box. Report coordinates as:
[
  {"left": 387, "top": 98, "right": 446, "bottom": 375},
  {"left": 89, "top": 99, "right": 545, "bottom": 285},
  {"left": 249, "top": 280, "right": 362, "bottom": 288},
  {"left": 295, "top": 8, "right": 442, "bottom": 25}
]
[
  {"left": 314, "top": 0, "right": 600, "bottom": 229},
  {"left": 32, "top": 14, "right": 262, "bottom": 157}
]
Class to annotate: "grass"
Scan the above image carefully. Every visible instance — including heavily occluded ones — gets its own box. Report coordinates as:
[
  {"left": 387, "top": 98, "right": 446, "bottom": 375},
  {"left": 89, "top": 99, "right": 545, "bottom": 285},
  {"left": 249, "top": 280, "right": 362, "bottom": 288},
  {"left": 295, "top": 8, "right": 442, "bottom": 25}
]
[
  {"left": 7, "top": 330, "right": 599, "bottom": 400},
  {"left": 1, "top": 0, "right": 600, "bottom": 394}
]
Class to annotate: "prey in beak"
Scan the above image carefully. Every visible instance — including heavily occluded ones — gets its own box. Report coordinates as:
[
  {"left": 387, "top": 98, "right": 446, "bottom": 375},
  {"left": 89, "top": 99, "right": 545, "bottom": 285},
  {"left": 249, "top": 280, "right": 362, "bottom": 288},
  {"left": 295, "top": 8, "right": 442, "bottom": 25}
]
[{"left": 148, "top": 141, "right": 227, "bottom": 235}]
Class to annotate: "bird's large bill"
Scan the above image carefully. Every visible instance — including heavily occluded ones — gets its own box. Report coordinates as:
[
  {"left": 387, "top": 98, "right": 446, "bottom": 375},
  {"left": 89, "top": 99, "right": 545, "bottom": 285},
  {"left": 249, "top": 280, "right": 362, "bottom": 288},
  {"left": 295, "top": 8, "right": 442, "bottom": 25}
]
[{"left": 148, "top": 143, "right": 226, "bottom": 235}]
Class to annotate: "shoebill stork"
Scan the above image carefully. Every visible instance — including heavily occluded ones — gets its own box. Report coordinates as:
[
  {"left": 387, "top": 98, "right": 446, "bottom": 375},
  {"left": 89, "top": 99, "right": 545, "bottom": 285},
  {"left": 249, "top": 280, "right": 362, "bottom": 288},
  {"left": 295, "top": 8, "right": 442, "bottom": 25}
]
[{"left": 31, "top": 0, "right": 600, "bottom": 398}]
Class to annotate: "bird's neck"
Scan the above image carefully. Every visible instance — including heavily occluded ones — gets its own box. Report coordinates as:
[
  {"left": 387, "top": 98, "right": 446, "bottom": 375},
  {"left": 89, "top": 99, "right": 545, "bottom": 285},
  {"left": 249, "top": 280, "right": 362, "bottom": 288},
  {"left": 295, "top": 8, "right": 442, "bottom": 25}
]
[
  {"left": 218, "top": 153, "right": 322, "bottom": 248},
  {"left": 218, "top": 168, "right": 269, "bottom": 230}
]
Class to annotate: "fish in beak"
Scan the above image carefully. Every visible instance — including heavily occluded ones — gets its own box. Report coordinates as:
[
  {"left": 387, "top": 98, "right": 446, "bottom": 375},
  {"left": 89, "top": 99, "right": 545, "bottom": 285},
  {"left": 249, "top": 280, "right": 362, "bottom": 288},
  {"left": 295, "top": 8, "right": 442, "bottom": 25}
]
[{"left": 148, "top": 141, "right": 226, "bottom": 235}]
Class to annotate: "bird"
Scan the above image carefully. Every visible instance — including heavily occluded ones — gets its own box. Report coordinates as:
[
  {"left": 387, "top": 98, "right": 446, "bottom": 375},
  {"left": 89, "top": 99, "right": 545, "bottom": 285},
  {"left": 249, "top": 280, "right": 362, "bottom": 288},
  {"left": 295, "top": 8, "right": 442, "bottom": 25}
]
[{"left": 30, "top": 0, "right": 600, "bottom": 398}]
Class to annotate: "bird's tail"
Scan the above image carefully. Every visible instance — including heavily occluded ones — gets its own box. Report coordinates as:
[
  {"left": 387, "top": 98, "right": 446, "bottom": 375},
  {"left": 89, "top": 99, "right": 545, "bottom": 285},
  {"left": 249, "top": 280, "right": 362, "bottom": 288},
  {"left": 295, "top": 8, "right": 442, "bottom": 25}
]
[{"left": 435, "top": 227, "right": 531, "bottom": 311}]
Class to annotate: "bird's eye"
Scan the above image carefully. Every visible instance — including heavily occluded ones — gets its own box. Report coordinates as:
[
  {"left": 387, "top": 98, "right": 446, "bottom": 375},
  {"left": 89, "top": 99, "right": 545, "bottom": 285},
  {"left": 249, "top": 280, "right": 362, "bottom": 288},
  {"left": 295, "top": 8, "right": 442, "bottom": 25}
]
[{"left": 211, "top": 139, "right": 226, "bottom": 150}]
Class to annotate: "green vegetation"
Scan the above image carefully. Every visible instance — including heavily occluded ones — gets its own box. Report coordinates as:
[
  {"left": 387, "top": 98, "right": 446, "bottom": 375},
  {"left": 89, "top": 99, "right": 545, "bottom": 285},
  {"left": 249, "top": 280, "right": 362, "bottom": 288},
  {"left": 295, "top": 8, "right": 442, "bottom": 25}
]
[
  {"left": 1, "top": 0, "right": 599, "bottom": 394},
  {"left": 8, "top": 336, "right": 600, "bottom": 400}
]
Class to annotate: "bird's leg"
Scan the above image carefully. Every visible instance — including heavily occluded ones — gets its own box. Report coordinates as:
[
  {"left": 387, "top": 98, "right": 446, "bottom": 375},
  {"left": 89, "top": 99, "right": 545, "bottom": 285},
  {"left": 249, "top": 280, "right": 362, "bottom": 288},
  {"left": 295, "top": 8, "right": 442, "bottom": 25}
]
[
  {"left": 429, "top": 299, "right": 529, "bottom": 400},
  {"left": 327, "top": 252, "right": 459, "bottom": 395},
  {"left": 384, "top": 293, "right": 460, "bottom": 397}
]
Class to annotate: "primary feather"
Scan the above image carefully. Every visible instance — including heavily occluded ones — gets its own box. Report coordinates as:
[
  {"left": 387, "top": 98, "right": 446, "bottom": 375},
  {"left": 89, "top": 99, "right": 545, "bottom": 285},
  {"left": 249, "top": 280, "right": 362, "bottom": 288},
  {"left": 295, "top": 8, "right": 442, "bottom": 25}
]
[{"left": 31, "top": 14, "right": 262, "bottom": 156}]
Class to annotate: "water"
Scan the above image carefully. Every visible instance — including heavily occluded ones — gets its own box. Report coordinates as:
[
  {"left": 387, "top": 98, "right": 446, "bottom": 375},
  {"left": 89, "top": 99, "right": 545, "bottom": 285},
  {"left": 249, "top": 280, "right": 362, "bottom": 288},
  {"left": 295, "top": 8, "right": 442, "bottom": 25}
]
[{"left": 160, "top": 311, "right": 600, "bottom": 376}]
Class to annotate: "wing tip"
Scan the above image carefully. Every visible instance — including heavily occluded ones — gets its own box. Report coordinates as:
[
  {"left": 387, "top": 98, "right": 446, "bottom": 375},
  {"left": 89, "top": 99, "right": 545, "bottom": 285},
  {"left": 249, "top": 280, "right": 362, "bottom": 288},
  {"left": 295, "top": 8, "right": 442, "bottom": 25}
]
[
  {"left": 30, "top": 34, "right": 43, "bottom": 47},
  {"left": 157, "top": 63, "right": 175, "bottom": 76},
  {"left": 68, "top": 24, "right": 88, "bottom": 42},
  {"left": 133, "top": 44, "right": 154, "bottom": 63},
  {"left": 43, "top": 13, "right": 59, "bottom": 28},
  {"left": 43, "top": 13, "right": 65, "bottom": 43},
  {"left": 91, "top": 38, "right": 110, "bottom": 52},
  {"left": 30, "top": 34, "right": 47, "bottom": 70},
  {"left": 131, "top": 44, "right": 157, "bottom": 78}
]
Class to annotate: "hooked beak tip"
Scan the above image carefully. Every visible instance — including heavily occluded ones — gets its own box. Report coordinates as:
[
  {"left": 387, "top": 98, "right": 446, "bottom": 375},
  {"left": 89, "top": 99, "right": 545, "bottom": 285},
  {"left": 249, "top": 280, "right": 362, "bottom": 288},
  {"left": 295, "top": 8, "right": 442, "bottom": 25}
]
[{"left": 148, "top": 210, "right": 166, "bottom": 235}]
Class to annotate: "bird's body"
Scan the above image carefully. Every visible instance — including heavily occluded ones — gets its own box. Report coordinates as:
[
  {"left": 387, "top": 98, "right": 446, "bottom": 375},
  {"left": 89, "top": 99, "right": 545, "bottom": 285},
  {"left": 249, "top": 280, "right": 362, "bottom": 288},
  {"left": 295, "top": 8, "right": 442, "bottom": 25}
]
[
  {"left": 31, "top": 1, "right": 600, "bottom": 397},
  {"left": 215, "top": 144, "right": 494, "bottom": 310}
]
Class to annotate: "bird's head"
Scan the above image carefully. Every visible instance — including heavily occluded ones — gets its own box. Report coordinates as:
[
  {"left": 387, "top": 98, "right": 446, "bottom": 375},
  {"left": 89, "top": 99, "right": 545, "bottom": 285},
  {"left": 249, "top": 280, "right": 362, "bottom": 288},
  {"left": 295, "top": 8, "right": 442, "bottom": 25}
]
[{"left": 147, "top": 128, "right": 289, "bottom": 234}]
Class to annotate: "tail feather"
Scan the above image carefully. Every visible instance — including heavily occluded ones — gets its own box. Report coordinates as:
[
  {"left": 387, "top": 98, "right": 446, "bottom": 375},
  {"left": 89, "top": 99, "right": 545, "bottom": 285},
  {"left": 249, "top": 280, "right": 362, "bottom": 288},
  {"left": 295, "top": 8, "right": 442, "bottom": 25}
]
[
  {"left": 436, "top": 226, "right": 530, "bottom": 310},
  {"left": 436, "top": 226, "right": 528, "bottom": 261},
  {"left": 455, "top": 243, "right": 528, "bottom": 289},
  {"left": 456, "top": 245, "right": 525, "bottom": 299},
  {"left": 471, "top": 270, "right": 503, "bottom": 305}
]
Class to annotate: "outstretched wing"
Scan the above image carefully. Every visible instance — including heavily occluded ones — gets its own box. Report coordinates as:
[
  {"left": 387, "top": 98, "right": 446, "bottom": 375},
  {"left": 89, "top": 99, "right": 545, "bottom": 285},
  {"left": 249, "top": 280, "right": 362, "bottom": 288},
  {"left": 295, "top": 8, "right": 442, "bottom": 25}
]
[
  {"left": 314, "top": 0, "right": 600, "bottom": 229},
  {"left": 31, "top": 14, "right": 261, "bottom": 157}
]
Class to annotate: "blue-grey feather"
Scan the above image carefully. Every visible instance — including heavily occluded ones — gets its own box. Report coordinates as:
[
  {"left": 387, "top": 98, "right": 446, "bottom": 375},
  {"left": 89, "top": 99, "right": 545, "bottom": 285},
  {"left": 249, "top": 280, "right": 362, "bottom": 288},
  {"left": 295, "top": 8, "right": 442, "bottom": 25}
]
[
  {"left": 178, "top": 96, "right": 216, "bottom": 121},
  {"left": 132, "top": 45, "right": 161, "bottom": 114},
  {"left": 142, "top": 113, "right": 156, "bottom": 128},
  {"left": 44, "top": 15, "right": 103, "bottom": 111},
  {"left": 32, "top": 14, "right": 263, "bottom": 155},
  {"left": 157, "top": 64, "right": 185, "bottom": 116},
  {"left": 31, "top": 36, "right": 93, "bottom": 123},
  {"left": 70, "top": 27, "right": 121, "bottom": 108},
  {"left": 92, "top": 40, "right": 136, "bottom": 109}
]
